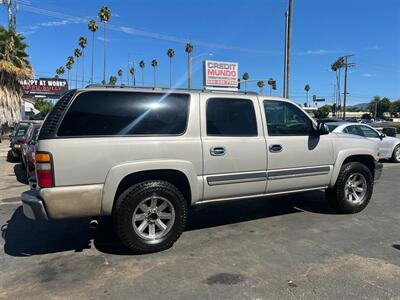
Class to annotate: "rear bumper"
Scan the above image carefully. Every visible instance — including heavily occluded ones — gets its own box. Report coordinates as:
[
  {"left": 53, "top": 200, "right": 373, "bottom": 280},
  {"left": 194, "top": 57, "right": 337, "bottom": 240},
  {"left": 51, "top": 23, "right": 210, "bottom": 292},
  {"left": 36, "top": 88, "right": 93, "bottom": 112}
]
[
  {"left": 374, "top": 161, "right": 383, "bottom": 182},
  {"left": 21, "top": 190, "right": 48, "bottom": 220}
]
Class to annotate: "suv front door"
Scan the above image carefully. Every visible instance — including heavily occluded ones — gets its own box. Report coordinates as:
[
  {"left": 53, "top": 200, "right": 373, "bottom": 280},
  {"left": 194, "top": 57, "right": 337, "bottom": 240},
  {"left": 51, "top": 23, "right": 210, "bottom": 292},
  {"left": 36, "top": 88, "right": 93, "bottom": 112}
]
[
  {"left": 261, "top": 99, "right": 334, "bottom": 193},
  {"left": 200, "top": 95, "right": 267, "bottom": 200}
]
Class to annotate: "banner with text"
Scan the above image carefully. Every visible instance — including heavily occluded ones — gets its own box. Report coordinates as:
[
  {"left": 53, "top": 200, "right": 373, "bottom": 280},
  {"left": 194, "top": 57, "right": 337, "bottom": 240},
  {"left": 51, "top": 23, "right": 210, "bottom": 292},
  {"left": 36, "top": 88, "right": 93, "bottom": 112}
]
[
  {"left": 19, "top": 78, "right": 68, "bottom": 98},
  {"left": 203, "top": 60, "right": 239, "bottom": 89}
]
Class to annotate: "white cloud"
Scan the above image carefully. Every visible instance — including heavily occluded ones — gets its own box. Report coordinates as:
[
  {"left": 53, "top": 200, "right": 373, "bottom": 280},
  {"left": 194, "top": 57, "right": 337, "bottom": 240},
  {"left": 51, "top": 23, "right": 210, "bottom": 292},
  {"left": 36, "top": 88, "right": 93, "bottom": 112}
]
[
  {"left": 364, "top": 45, "right": 380, "bottom": 50},
  {"left": 297, "top": 49, "right": 337, "bottom": 56},
  {"left": 362, "top": 73, "right": 376, "bottom": 77},
  {"left": 97, "top": 36, "right": 111, "bottom": 43}
]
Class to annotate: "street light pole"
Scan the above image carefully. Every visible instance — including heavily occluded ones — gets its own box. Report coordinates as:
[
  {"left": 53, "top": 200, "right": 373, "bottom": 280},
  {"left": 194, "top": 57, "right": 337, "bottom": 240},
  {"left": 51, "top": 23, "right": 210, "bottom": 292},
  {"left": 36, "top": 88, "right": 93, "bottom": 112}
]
[
  {"left": 188, "top": 53, "right": 213, "bottom": 89},
  {"left": 283, "top": 0, "right": 293, "bottom": 99}
]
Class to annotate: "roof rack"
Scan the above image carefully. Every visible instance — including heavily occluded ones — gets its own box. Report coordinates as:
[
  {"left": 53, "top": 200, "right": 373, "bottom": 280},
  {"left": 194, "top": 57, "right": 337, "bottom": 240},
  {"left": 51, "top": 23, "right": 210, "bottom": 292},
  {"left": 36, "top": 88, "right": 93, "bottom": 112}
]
[{"left": 84, "top": 84, "right": 259, "bottom": 95}]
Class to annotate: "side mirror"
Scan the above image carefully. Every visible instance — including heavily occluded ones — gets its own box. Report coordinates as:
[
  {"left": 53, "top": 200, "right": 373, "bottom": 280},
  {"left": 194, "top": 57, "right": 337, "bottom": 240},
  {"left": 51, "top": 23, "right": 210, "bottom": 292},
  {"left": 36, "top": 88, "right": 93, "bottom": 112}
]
[
  {"left": 313, "top": 122, "right": 329, "bottom": 136},
  {"left": 380, "top": 133, "right": 386, "bottom": 140}
]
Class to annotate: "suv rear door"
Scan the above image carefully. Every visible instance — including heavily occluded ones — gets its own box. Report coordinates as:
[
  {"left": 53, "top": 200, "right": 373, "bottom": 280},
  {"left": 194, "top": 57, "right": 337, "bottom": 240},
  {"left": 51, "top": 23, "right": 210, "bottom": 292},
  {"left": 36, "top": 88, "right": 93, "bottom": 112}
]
[{"left": 200, "top": 94, "right": 267, "bottom": 200}]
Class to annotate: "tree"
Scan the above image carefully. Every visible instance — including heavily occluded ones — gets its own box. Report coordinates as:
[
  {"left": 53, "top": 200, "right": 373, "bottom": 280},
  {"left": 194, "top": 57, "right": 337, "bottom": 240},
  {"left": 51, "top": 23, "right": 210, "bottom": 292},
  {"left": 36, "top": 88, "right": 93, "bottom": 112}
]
[
  {"left": 267, "top": 78, "right": 277, "bottom": 95},
  {"left": 242, "top": 72, "right": 249, "bottom": 92},
  {"left": 0, "top": 26, "right": 33, "bottom": 126},
  {"left": 66, "top": 56, "right": 74, "bottom": 88},
  {"left": 74, "top": 48, "right": 82, "bottom": 88},
  {"left": 78, "top": 36, "right": 87, "bottom": 87},
  {"left": 98, "top": 6, "right": 111, "bottom": 84},
  {"left": 185, "top": 42, "right": 193, "bottom": 88},
  {"left": 257, "top": 80, "right": 265, "bottom": 95},
  {"left": 151, "top": 59, "right": 158, "bottom": 88},
  {"left": 129, "top": 67, "right": 135, "bottom": 86},
  {"left": 34, "top": 98, "right": 53, "bottom": 115},
  {"left": 108, "top": 75, "right": 117, "bottom": 85},
  {"left": 314, "top": 105, "right": 331, "bottom": 119},
  {"left": 55, "top": 66, "right": 65, "bottom": 78},
  {"left": 139, "top": 60, "right": 145, "bottom": 86},
  {"left": 361, "top": 113, "right": 371, "bottom": 120},
  {"left": 368, "top": 96, "right": 391, "bottom": 119},
  {"left": 117, "top": 68, "right": 123, "bottom": 84},
  {"left": 167, "top": 48, "right": 175, "bottom": 88},
  {"left": 304, "top": 84, "right": 310, "bottom": 106},
  {"left": 390, "top": 100, "right": 400, "bottom": 116},
  {"left": 88, "top": 19, "right": 98, "bottom": 84}
]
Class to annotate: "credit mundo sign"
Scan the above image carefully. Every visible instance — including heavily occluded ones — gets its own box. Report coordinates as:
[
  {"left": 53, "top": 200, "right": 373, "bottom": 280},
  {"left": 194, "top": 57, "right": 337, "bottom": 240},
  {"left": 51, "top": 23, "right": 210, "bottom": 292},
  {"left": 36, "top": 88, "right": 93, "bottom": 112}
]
[
  {"left": 18, "top": 78, "right": 69, "bottom": 98},
  {"left": 203, "top": 60, "right": 239, "bottom": 90}
]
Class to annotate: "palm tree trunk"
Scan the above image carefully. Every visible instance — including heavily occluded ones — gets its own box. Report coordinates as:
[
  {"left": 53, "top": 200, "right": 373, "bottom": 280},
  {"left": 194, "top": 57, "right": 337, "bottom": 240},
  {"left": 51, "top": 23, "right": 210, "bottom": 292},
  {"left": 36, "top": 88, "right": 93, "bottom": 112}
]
[
  {"left": 244, "top": 81, "right": 247, "bottom": 93},
  {"left": 81, "top": 50, "right": 84, "bottom": 87},
  {"left": 153, "top": 68, "right": 156, "bottom": 88},
  {"left": 133, "top": 74, "right": 136, "bottom": 87},
  {"left": 67, "top": 70, "right": 70, "bottom": 89},
  {"left": 75, "top": 58, "right": 79, "bottom": 89},
  {"left": 91, "top": 31, "right": 95, "bottom": 83},
  {"left": 169, "top": 58, "right": 172, "bottom": 88},
  {"left": 142, "top": 70, "right": 144, "bottom": 86},
  {"left": 103, "top": 22, "right": 106, "bottom": 84}
]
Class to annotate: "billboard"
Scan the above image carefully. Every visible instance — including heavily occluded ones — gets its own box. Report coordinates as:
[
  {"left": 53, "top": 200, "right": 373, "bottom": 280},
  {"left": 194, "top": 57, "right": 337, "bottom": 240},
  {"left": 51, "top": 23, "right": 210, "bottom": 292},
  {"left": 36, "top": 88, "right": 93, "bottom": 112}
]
[
  {"left": 18, "top": 78, "right": 68, "bottom": 98},
  {"left": 203, "top": 60, "right": 238, "bottom": 89}
]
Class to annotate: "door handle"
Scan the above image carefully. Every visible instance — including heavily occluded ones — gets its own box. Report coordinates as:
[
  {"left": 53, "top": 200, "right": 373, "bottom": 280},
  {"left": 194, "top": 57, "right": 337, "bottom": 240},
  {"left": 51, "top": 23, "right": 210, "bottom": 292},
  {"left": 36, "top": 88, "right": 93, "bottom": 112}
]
[
  {"left": 269, "top": 144, "right": 283, "bottom": 153},
  {"left": 210, "top": 146, "right": 226, "bottom": 156}
]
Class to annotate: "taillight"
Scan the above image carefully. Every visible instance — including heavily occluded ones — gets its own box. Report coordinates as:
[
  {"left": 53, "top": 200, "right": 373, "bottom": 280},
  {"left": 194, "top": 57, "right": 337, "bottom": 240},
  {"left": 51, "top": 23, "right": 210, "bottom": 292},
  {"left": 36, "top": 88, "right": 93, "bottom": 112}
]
[{"left": 35, "top": 152, "right": 54, "bottom": 188}]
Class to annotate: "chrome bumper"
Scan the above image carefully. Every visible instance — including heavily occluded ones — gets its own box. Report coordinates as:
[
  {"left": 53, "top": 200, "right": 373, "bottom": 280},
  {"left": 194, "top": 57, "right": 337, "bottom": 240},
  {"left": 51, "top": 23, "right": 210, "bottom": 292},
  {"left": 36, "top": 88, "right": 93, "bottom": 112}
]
[{"left": 21, "top": 189, "right": 48, "bottom": 220}]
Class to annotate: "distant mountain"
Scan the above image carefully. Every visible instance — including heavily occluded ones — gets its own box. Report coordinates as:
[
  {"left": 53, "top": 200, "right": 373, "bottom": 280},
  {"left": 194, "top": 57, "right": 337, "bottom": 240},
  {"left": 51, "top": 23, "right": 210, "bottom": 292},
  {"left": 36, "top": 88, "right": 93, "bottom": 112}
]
[{"left": 348, "top": 103, "right": 369, "bottom": 111}]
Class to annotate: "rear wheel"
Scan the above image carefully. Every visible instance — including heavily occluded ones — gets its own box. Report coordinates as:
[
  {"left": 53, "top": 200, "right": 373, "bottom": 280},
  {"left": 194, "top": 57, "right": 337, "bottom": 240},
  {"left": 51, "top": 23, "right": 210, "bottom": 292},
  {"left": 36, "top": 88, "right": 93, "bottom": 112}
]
[
  {"left": 113, "top": 180, "right": 188, "bottom": 254},
  {"left": 326, "top": 162, "right": 373, "bottom": 213},
  {"left": 390, "top": 144, "right": 400, "bottom": 163}
]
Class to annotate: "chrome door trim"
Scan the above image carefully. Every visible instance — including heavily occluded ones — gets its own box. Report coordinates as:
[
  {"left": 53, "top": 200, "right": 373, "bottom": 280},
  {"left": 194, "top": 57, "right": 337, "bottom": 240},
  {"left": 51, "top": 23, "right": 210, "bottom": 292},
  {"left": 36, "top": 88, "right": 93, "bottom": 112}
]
[
  {"left": 206, "top": 171, "right": 267, "bottom": 186},
  {"left": 267, "top": 166, "right": 331, "bottom": 180}
]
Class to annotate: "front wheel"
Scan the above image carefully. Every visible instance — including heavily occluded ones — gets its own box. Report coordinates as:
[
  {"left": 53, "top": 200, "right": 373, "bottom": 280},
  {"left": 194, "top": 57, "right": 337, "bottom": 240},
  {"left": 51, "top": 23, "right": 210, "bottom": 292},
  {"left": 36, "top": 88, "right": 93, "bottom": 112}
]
[
  {"left": 390, "top": 144, "right": 400, "bottom": 163},
  {"left": 113, "top": 180, "right": 188, "bottom": 254},
  {"left": 326, "top": 162, "right": 373, "bottom": 214}
]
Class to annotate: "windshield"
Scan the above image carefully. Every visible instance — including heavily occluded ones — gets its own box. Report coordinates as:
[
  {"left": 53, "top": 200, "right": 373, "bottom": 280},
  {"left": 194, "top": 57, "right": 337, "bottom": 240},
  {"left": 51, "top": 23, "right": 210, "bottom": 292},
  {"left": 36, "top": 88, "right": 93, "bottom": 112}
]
[
  {"left": 326, "top": 124, "right": 338, "bottom": 132},
  {"left": 32, "top": 128, "right": 40, "bottom": 141}
]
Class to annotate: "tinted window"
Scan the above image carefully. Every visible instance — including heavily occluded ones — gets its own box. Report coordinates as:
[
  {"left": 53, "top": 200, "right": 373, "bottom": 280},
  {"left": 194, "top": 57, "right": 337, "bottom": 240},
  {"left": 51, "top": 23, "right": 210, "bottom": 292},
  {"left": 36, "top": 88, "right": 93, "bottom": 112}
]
[
  {"left": 346, "top": 125, "right": 364, "bottom": 137},
  {"left": 206, "top": 98, "right": 257, "bottom": 136},
  {"left": 360, "top": 126, "right": 380, "bottom": 138},
  {"left": 326, "top": 124, "right": 338, "bottom": 132},
  {"left": 264, "top": 101, "right": 312, "bottom": 136},
  {"left": 16, "top": 125, "right": 28, "bottom": 136},
  {"left": 58, "top": 91, "right": 190, "bottom": 136}
]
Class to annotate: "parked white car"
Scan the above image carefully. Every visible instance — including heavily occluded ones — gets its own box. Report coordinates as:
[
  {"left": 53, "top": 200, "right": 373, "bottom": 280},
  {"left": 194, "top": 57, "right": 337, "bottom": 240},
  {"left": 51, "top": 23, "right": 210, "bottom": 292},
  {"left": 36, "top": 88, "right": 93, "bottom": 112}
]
[
  {"left": 22, "top": 87, "right": 382, "bottom": 253},
  {"left": 326, "top": 122, "right": 400, "bottom": 163}
]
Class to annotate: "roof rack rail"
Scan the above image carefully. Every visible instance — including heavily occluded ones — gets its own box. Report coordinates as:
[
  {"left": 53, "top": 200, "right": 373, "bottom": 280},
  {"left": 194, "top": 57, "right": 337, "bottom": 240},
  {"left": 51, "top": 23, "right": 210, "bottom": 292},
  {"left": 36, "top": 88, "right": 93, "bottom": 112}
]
[{"left": 84, "top": 84, "right": 259, "bottom": 95}]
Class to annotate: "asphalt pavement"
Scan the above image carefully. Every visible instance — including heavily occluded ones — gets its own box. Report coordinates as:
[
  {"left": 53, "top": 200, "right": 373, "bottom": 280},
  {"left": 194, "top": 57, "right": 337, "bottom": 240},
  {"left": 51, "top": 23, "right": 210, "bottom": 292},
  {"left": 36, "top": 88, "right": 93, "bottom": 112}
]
[{"left": 0, "top": 142, "right": 399, "bottom": 299}]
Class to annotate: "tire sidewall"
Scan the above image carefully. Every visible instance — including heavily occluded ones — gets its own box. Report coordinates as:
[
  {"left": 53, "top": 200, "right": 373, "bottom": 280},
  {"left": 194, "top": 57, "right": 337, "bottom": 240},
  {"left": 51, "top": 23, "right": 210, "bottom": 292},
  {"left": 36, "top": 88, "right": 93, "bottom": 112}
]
[
  {"left": 114, "top": 181, "right": 187, "bottom": 253},
  {"left": 392, "top": 145, "right": 400, "bottom": 163}
]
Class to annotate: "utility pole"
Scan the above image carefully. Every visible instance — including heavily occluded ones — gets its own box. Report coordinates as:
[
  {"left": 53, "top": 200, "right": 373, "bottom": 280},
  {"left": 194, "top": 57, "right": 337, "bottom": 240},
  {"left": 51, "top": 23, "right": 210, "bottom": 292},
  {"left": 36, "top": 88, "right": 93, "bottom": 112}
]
[
  {"left": 283, "top": 0, "right": 293, "bottom": 98},
  {"left": 342, "top": 55, "right": 355, "bottom": 120}
]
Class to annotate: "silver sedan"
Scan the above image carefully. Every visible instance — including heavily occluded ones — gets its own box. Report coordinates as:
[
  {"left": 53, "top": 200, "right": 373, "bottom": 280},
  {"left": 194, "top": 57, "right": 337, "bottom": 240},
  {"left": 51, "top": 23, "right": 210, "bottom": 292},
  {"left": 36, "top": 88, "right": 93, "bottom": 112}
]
[{"left": 326, "top": 122, "right": 400, "bottom": 163}]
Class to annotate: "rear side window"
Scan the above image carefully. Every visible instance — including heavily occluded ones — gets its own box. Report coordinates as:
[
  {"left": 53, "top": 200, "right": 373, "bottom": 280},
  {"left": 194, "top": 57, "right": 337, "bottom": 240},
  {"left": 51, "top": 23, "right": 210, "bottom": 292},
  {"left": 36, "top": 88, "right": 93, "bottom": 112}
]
[
  {"left": 346, "top": 125, "right": 364, "bottom": 137},
  {"left": 57, "top": 91, "right": 190, "bottom": 136},
  {"left": 206, "top": 98, "right": 257, "bottom": 136}
]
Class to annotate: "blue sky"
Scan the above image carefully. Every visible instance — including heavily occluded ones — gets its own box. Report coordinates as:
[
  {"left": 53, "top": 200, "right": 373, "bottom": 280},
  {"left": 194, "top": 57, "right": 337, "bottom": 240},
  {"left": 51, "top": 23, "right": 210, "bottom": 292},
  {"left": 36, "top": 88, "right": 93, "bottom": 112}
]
[{"left": 1, "top": 0, "right": 400, "bottom": 105}]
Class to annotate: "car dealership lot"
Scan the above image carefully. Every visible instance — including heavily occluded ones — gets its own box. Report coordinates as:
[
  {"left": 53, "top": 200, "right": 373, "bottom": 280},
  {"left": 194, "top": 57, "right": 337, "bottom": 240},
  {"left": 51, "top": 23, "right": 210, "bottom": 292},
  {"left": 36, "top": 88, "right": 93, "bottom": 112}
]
[{"left": 0, "top": 143, "right": 400, "bottom": 299}]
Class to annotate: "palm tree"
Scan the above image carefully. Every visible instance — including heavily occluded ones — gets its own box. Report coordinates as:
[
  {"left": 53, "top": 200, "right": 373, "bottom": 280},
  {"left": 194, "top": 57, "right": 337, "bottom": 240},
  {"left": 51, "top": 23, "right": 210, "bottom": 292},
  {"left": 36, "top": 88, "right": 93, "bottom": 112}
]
[
  {"left": 98, "top": 6, "right": 111, "bottom": 84},
  {"left": 117, "top": 68, "right": 123, "bottom": 84},
  {"left": 304, "top": 84, "right": 311, "bottom": 107},
  {"left": 55, "top": 66, "right": 65, "bottom": 78},
  {"left": 139, "top": 60, "right": 145, "bottom": 86},
  {"left": 0, "top": 26, "right": 33, "bottom": 126},
  {"left": 74, "top": 48, "right": 82, "bottom": 88},
  {"left": 151, "top": 59, "right": 158, "bottom": 88},
  {"left": 88, "top": 19, "right": 98, "bottom": 83},
  {"left": 167, "top": 48, "right": 175, "bottom": 88},
  {"left": 108, "top": 75, "right": 117, "bottom": 85},
  {"left": 66, "top": 56, "right": 74, "bottom": 88},
  {"left": 257, "top": 80, "right": 265, "bottom": 95},
  {"left": 267, "top": 78, "right": 276, "bottom": 96},
  {"left": 185, "top": 42, "right": 193, "bottom": 88},
  {"left": 129, "top": 66, "right": 136, "bottom": 87},
  {"left": 242, "top": 72, "right": 249, "bottom": 92},
  {"left": 78, "top": 36, "right": 87, "bottom": 87}
]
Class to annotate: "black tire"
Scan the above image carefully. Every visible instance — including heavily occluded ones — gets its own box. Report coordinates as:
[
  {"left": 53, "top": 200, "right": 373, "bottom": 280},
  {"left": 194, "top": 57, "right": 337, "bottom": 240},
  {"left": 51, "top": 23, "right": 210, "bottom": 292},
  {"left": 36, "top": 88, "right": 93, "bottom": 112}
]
[
  {"left": 390, "top": 144, "right": 400, "bottom": 163},
  {"left": 325, "top": 162, "right": 373, "bottom": 214},
  {"left": 113, "top": 180, "right": 188, "bottom": 254}
]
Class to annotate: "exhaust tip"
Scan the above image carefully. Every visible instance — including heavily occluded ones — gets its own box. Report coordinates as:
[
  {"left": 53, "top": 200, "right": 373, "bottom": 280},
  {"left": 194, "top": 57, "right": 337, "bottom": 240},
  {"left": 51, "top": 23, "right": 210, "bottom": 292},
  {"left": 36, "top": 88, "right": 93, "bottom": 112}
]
[{"left": 89, "top": 219, "right": 99, "bottom": 229}]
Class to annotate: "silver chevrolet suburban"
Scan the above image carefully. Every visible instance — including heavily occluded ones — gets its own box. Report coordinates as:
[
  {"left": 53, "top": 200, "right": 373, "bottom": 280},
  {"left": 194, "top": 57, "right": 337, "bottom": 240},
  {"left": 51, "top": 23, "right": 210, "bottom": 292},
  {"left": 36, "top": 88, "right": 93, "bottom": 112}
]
[{"left": 21, "top": 87, "right": 382, "bottom": 253}]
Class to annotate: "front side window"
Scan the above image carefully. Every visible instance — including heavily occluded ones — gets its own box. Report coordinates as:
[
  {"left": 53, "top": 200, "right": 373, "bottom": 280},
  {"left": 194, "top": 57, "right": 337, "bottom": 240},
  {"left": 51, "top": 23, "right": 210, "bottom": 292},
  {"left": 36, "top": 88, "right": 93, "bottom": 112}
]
[
  {"left": 346, "top": 125, "right": 364, "bottom": 137},
  {"left": 264, "top": 101, "right": 312, "bottom": 136},
  {"left": 360, "top": 126, "right": 380, "bottom": 138},
  {"left": 206, "top": 98, "right": 257, "bottom": 136},
  {"left": 58, "top": 91, "right": 190, "bottom": 136}
]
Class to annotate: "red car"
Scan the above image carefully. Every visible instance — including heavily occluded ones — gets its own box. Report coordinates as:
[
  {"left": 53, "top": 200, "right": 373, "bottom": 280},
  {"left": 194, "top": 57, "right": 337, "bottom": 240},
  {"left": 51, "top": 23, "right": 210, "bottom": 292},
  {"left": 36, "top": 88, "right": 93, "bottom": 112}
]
[{"left": 21, "top": 122, "right": 42, "bottom": 187}]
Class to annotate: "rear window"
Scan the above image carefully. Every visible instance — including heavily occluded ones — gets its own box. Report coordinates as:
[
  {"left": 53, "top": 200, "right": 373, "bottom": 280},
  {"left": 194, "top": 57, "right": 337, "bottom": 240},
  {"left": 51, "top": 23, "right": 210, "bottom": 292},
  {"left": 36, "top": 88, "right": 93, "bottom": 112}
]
[
  {"left": 326, "top": 124, "right": 338, "bottom": 132},
  {"left": 57, "top": 91, "right": 190, "bottom": 136}
]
